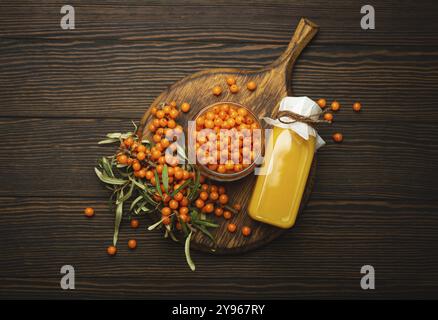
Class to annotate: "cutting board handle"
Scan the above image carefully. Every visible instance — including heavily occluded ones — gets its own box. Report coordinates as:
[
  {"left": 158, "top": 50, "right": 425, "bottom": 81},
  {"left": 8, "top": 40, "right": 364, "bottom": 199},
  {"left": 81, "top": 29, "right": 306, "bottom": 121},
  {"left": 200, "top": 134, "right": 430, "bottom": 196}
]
[{"left": 270, "top": 18, "right": 319, "bottom": 94}]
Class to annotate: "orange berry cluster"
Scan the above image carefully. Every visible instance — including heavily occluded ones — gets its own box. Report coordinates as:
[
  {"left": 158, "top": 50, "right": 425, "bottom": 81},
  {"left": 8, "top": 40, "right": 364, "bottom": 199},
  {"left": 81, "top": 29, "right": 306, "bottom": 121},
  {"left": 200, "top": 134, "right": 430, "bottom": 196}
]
[
  {"left": 316, "top": 98, "right": 363, "bottom": 143},
  {"left": 195, "top": 103, "right": 261, "bottom": 174},
  {"left": 212, "top": 77, "right": 257, "bottom": 96},
  {"left": 194, "top": 183, "right": 251, "bottom": 236}
]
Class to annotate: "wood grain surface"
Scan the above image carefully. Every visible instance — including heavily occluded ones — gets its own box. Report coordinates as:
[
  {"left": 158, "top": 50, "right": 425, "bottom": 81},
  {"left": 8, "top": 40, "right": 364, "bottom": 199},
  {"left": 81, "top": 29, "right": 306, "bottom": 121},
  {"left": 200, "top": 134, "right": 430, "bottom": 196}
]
[{"left": 0, "top": 0, "right": 438, "bottom": 299}]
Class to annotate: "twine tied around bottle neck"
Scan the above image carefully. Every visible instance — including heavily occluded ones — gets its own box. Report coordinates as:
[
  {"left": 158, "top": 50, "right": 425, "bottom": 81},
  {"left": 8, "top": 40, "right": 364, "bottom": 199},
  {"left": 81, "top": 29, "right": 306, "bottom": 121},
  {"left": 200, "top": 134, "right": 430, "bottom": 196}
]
[{"left": 273, "top": 109, "right": 330, "bottom": 129}]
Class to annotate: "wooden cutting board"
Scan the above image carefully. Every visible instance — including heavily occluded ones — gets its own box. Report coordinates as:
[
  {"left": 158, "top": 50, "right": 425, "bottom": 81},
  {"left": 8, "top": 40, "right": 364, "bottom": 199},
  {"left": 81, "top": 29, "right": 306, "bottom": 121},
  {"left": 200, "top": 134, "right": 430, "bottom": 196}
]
[{"left": 138, "top": 18, "right": 319, "bottom": 254}]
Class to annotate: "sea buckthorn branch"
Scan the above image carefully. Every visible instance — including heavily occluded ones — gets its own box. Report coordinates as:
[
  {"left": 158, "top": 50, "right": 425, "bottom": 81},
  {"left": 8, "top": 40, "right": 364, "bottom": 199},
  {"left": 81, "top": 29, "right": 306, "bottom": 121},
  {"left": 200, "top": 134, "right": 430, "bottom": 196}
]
[{"left": 94, "top": 101, "right": 247, "bottom": 271}]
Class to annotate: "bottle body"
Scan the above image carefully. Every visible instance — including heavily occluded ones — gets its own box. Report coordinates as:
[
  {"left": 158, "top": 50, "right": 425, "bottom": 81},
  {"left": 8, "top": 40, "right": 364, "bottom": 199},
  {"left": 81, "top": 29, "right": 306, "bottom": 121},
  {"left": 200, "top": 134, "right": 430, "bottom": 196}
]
[{"left": 248, "top": 127, "right": 315, "bottom": 229}]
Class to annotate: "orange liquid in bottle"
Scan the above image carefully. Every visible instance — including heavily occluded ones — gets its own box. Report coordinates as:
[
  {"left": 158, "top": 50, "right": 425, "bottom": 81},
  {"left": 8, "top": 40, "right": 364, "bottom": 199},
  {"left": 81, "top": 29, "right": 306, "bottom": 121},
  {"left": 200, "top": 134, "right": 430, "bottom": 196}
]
[{"left": 248, "top": 126, "right": 315, "bottom": 228}]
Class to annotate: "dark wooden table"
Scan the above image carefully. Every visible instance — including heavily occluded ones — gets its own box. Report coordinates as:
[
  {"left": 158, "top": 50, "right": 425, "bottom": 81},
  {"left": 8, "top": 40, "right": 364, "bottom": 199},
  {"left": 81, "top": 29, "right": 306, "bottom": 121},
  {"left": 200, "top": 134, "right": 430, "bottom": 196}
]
[{"left": 1, "top": 0, "right": 437, "bottom": 299}]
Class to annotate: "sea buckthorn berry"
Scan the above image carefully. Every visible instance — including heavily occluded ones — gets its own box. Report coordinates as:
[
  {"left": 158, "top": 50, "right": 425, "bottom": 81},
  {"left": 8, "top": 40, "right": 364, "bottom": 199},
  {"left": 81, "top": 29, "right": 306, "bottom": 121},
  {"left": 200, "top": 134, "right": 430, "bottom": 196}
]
[
  {"left": 179, "top": 214, "right": 189, "bottom": 223},
  {"left": 159, "top": 118, "right": 168, "bottom": 127},
  {"left": 332, "top": 132, "right": 343, "bottom": 143},
  {"left": 137, "top": 145, "right": 146, "bottom": 153},
  {"left": 227, "top": 223, "right": 237, "bottom": 233},
  {"left": 229, "top": 84, "right": 239, "bottom": 94},
  {"left": 179, "top": 206, "right": 189, "bottom": 215},
  {"left": 138, "top": 169, "right": 146, "bottom": 178},
  {"left": 180, "top": 197, "right": 189, "bottom": 207},
  {"left": 148, "top": 124, "right": 156, "bottom": 132},
  {"left": 214, "top": 207, "right": 223, "bottom": 217},
  {"left": 331, "top": 100, "right": 340, "bottom": 111},
  {"left": 163, "top": 105, "right": 171, "bottom": 114},
  {"left": 242, "top": 226, "right": 251, "bottom": 236},
  {"left": 151, "top": 107, "right": 158, "bottom": 115},
  {"left": 151, "top": 149, "right": 161, "bottom": 160},
  {"left": 247, "top": 81, "right": 257, "bottom": 91},
  {"left": 156, "top": 110, "right": 165, "bottom": 119},
  {"left": 130, "top": 219, "right": 139, "bottom": 229},
  {"left": 199, "top": 191, "right": 209, "bottom": 201},
  {"left": 212, "top": 86, "right": 222, "bottom": 96},
  {"left": 217, "top": 165, "right": 226, "bottom": 174},
  {"left": 210, "top": 191, "right": 219, "bottom": 201},
  {"left": 153, "top": 134, "right": 161, "bottom": 143},
  {"left": 169, "top": 199, "right": 179, "bottom": 210},
  {"left": 353, "top": 102, "right": 362, "bottom": 112},
  {"left": 203, "top": 203, "right": 214, "bottom": 213},
  {"left": 124, "top": 137, "right": 134, "bottom": 147},
  {"left": 226, "top": 77, "right": 236, "bottom": 86},
  {"left": 107, "top": 245, "right": 117, "bottom": 256},
  {"left": 219, "top": 194, "right": 229, "bottom": 205},
  {"left": 174, "top": 170, "right": 183, "bottom": 180},
  {"left": 84, "top": 207, "right": 94, "bottom": 217},
  {"left": 317, "top": 98, "right": 327, "bottom": 108},
  {"left": 181, "top": 102, "right": 191, "bottom": 113},
  {"left": 162, "top": 193, "right": 171, "bottom": 203},
  {"left": 128, "top": 239, "right": 137, "bottom": 250},
  {"left": 195, "top": 199, "right": 205, "bottom": 209},
  {"left": 170, "top": 109, "right": 179, "bottom": 119},
  {"left": 201, "top": 184, "right": 209, "bottom": 191},
  {"left": 323, "top": 113, "right": 333, "bottom": 122},
  {"left": 233, "top": 203, "right": 241, "bottom": 212},
  {"left": 137, "top": 151, "right": 146, "bottom": 161},
  {"left": 174, "top": 192, "right": 184, "bottom": 202},
  {"left": 170, "top": 101, "right": 177, "bottom": 108},
  {"left": 162, "top": 216, "right": 171, "bottom": 225},
  {"left": 218, "top": 186, "right": 226, "bottom": 195},
  {"left": 117, "top": 154, "right": 128, "bottom": 165},
  {"left": 132, "top": 162, "right": 141, "bottom": 171},
  {"left": 223, "top": 210, "right": 232, "bottom": 220},
  {"left": 161, "top": 207, "right": 171, "bottom": 216},
  {"left": 145, "top": 170, "right": 154, "bottom": 180}
]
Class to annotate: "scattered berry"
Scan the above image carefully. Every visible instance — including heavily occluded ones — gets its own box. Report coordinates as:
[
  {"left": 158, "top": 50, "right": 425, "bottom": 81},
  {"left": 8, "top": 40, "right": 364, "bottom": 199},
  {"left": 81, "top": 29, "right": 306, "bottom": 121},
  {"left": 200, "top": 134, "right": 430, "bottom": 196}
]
[
  {"left": 107, "top": 245, "right": 117, "bottom": 256},
  {"left": 331, "top": 101, "right": 340, "bottom": 111},
  {"left": 332, "top": 132, "right": 343, "bottom": 143},
  {"left": 242, "top": 226, "right": 251, "bottom": 236},
  {"left": 130, "top": 219, "right": 139, "bottom": 229},
  {"left": 84, "top": 207, "right": 94, "bottom": 217},
  {"left": 353, "top": 102, "right": 362, "bottom": 112},
  {"left": 128, "top": 239, "right": 137, "bottom": 250}
]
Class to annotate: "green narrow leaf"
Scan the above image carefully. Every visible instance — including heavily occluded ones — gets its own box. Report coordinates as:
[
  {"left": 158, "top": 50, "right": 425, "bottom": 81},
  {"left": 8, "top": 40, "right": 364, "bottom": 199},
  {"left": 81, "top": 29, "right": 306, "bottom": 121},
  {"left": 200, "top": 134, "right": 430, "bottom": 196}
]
[
  {"left": 188, "top": 168, "right": 201, "bottom": 201},
  {"left": 95, "top": 168, "right": 127, "bottom": 185},
  {"left": 117, "top": 182, "right": 134, "bottom": 204},
  {"left": 191, "top": 210, "right": 199, "bottom": 222},
  {"left": 162, "top": 165, "right": 169, "bottom": 194},
  {"left": 98, "top": 138, "right": 119, "bottom": 145},
  {"left": 194, "top": 220, "right": 219, "bottom": 228},
  {"left": 113, "top": 190, "right": 124, "bottom": 246},
  {"left": 170, "top": 179, "right": 191, "bottom": 197},
  {"left": 131, "top": 121, "right": 138, "bottom": 132},
  {"left": 129, "top": 176, "right": 146, "bottom": 190},
  {"left": 130, "top": 195, "right": 143, "bottom": 211},
  {"left": 141, "top": 191, "right": 158, "bottom": 206},
  {"left": 148, "top": 218, "right": 164, "bottom": 231},
  {"left": 154, "top": 170, "right": 163, "bottom": 197},
  {"left": 194, "top": 224, "right": 216, "bottom": 244},
  {"left": 106, "top": 133, "right": 122, "bottom": 139},
  {"left": 185, "top": 232, "right": 196, "bottom": 271},
  {"left": 101, "top": 157, "right": 114, "bottom": 177},
  {"left": 120, "top": 132, "right": 133, "bottom": 139},
  {"left": 165, "top": 225, "right": 179, "bottom": 242}
]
